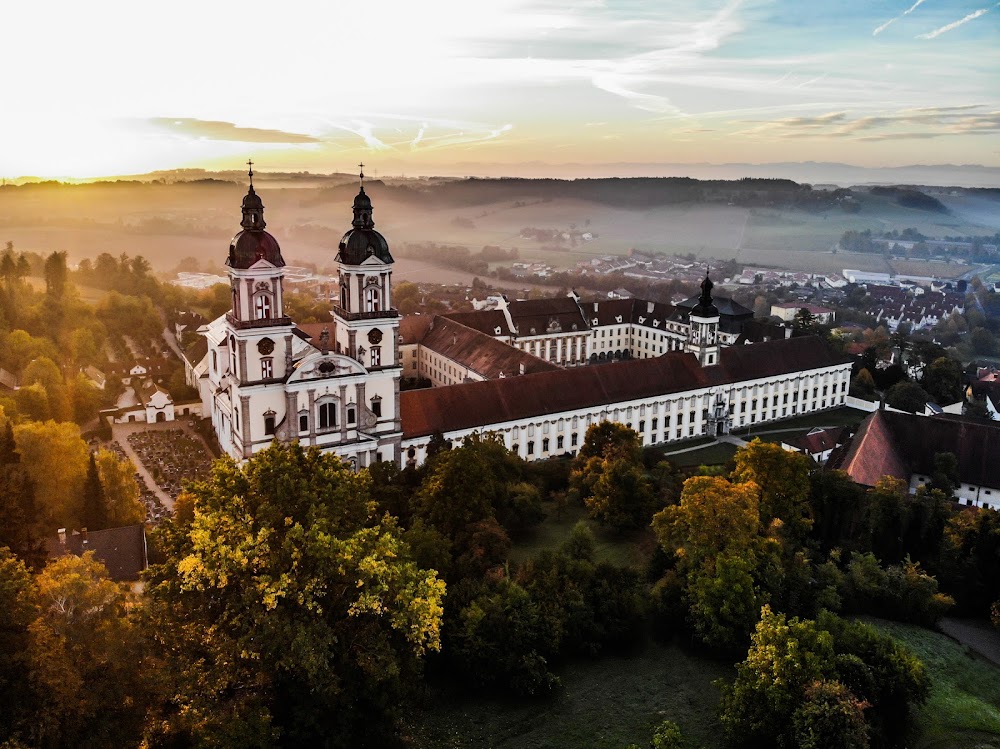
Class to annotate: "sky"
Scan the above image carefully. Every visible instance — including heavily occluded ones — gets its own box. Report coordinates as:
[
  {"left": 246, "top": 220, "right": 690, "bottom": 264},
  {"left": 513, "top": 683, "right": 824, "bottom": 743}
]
[{"left": 2, "top": 0, "right": 998, "bottom": 179}]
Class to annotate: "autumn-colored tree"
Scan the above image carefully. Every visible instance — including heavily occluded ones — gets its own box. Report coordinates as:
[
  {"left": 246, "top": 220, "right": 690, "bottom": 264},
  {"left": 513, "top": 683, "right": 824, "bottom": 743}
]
[
  {"left": 653, "top": 476, "right": 769, "bottom": 649},
  {"left": 653, "top": 476, "right": 761, "bottom": 567},
  {"left": 147, "top": 443, "right": 445, "bottom": 747},
  {"left": 13, "top": 419, "right": 90, "bottom": 529},
  {"left": 732, "top": 440, "right": 813, "bottom": 546},
  {"left": 0, "top": 550, "right": 148, "bottom": 747},
  {"left": 0, "top": 422, "right": 45, "bottom": 566},
  {"left": 95, "top": 448, "right": 145, "bottom": 527}
]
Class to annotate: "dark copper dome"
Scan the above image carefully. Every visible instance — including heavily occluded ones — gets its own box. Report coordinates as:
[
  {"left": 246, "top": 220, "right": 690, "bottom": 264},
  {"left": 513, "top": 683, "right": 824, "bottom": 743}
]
[
  {"left": 690, "top": 271, "right": 719, "bottom": 317},
  {"left": 335, "top": 186, "right": 393, "bottom": 265},
  {"left": 227, "top": 182, "right": 285, "bottom": 269},
  {"left": 228, "top": 230, "right": 285, "bottom": 269}
]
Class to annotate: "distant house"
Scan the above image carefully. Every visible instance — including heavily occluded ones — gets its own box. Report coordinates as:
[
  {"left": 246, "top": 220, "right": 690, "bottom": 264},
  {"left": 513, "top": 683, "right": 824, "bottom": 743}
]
[
  {"left": 47, "top": 525, "right": 148, "bottom": 582},
  {"left": 84, "top": 365, "right": 107, "bottom": 390},
  {"left": 830, "top": 410, "right": 1000, "bottom": 509},
  {"left": 770, "top": 303, "right": 836, "bottom": 325},
  {"left": 0, "top": 367, "right": 19, "bottom": 391},
  {"left": 781, "top": 426, "right": 848, "bottom": 464}
]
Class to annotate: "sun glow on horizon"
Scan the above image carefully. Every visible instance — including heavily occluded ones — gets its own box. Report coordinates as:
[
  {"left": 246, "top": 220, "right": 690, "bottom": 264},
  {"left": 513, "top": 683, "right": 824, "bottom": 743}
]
[{"left": 2, "top": 0, "right": 998, "bottom": 180}]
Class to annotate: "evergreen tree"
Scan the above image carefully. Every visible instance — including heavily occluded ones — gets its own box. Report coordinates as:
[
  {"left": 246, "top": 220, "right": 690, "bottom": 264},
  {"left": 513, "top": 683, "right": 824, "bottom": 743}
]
[
  {"left": 0, "top": 423, "right": 44, "bottom": 567},
  {"left": 0, "top": 422, "right": 18, "bottom": 464},
  {"left": 80, "top": 453, "right": 107, "bottom": 531}
]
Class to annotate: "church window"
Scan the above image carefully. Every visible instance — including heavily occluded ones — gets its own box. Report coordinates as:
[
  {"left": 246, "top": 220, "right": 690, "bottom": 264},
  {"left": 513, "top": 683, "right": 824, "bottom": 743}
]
[
  {"left": 261, "top": 358, "right": 273, "bottom": 379},
  {"left": 527, "top": 441, "right": 535, "bottom": 455},
  {"left": 264, "top": 413, "right": 275, "bottom": 436},
  {"left": 340, "top": 283, "right": 349, "bottom": 312},
  {"left": 638, "top": 420, "right": 645, "bottom": 433},
  {"left": 230, "top": 336, "right": 237, "bottom": 377},
  {"left": 211, "top": 350, "right": 217, "bottom": 372},
  {"left": 347, "top": 406, "right": 356, "bottom": 424},
  {"left": 370, "top": 347, "right": 381, "bottom": 367},
  {"left": 318, "top": 402, "right": 337, "bottom": 430},
  {"left": 366, "top": 286, "right": 381, "bottom": 312},
  {"left": 542, "top": 438, "right": 549, "bottom": 452},
  {"left": 371, "top": 396, "right": 382, "bottom": 417},
  {"left": 557, "top": 435, "right": 564, "bottom": 449},
  {"left": 571, "top": 433, "right": 578, "bottom": 446},
  {"left": 255, "top": 294, "right": 272, "bottom": 319},
  {"left": 299, "top": 412, "right": 308, "bottom": 432}
]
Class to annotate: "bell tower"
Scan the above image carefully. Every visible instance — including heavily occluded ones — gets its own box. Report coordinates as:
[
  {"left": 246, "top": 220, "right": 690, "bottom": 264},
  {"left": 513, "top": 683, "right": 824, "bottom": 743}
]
[
  {"left": 331, "top": 165, "right": 398, "bottom": 369},
  {"left": 686, "top": 270, "right": 721, "bottom": 367}
]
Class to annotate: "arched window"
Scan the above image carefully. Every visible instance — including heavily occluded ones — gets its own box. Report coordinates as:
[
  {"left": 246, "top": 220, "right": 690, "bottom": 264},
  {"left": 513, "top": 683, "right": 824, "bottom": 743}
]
[
  {"left": 255, "top": 294, "right": 272, "bottom": 319},
  {"left": 365, "top": 286, "right": 381, "bottom": 312},
  {"left": 347, "top": 406, "right": 356, "bottom": 424},
  {"left": 318, "top": 402, "right": 337, "bottom": 430},
  {"left": 230, "top": 336, "right": 237, "bottom": 376}
]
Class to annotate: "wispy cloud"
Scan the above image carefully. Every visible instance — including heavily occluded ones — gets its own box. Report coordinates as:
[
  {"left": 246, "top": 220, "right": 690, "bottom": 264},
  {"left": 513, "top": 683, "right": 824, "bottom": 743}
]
[
  {"left": 736, "top": 104, "right": 1000, "bottom": 141},
  {"left": 145, "top": 118, "right": 319, "bottom": 143},
  {"left": 917, "top": 3, "right": 998, "bottom": 38},
  {"left": 873, "top": 0, "right": 927, "bottom": 36}
]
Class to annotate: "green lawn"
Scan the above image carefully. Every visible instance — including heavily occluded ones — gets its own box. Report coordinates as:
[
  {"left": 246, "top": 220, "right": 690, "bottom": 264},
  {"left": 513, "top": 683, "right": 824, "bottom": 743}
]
[
  {"left": 866, "top": 619, "right": 1000, "bottom": 749},
  {"left": 666, "top": 443, "right": 739, "bottom": 468},
  {"left": 407, "top": 642, "right": 732, "bottom": 749},
  {"left": 510, "top": 501, "right": 655, "bottom": 570}
]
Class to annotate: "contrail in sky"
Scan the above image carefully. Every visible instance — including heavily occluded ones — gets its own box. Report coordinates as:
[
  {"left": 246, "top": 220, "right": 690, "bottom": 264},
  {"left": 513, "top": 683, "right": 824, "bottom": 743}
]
[{"left": 873, "top": 0, "right": 927, "bottom": 35}]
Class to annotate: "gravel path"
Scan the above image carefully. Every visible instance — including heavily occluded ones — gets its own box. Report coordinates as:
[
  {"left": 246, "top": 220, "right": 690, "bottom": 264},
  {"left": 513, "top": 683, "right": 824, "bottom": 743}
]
[{"left": 939, "top": 618, "right": 1000, "bottom": 666}]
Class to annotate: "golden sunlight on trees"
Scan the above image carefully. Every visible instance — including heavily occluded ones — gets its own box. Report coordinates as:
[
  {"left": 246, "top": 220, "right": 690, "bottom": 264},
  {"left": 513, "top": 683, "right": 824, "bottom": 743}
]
[{"left": 146, "top": 443, "right": 445, "bottom": 747}]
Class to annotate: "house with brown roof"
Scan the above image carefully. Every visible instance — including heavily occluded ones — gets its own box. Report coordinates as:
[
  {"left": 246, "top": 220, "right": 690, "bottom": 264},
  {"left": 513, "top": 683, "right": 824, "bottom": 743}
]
[
  {"left": 48, "top": 525, "right": 148, "bottom": 582},
  {"left": 831, "top": 410, "right": 1000, "bottom": 509},
  {"left": 781, "top": 426, "right": 848, "bottom": 464}
]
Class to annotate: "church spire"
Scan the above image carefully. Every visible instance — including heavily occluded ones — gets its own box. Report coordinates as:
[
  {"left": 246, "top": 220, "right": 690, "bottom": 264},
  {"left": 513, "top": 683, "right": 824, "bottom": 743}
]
[
  {"left": 351, "top": 162, "right": 374, "bottom": 229},
  {"left": 241, "top": 159, "right": 265, "bottom": 231}
]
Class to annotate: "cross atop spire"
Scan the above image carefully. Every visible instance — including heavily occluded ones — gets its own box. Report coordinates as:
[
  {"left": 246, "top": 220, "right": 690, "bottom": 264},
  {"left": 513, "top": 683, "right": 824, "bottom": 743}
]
[
  {"left": 247, "top": 159, "right": 254, "bottom": 187},
  {"left": 358, "top": 162, "right": 365, "bottom": 189}
]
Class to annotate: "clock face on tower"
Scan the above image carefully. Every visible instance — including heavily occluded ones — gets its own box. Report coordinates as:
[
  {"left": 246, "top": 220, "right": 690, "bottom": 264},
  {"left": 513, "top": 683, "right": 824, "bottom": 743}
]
[
  {"left": 257, "top": 337, "right": 275, "bottom": 355},
  {"left": 367, "top": 328, "right": 383, "bottom": 345}
]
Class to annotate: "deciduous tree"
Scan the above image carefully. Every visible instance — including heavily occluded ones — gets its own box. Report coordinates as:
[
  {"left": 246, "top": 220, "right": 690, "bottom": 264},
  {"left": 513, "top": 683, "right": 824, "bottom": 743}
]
[{"left": 147, "top": 443, "right": 445, "bottom": 747}]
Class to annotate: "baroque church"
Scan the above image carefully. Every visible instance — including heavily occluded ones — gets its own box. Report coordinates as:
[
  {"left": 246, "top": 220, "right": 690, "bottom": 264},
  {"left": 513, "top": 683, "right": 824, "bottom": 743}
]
[{"left": 197, "top": 173, "right": 853, "bottom": 469}]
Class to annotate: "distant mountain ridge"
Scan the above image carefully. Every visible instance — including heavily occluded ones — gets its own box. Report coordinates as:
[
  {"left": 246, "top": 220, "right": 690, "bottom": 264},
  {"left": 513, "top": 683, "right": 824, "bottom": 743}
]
[{"left": 5, "top": 162, "right": 998, "bottom": 189}]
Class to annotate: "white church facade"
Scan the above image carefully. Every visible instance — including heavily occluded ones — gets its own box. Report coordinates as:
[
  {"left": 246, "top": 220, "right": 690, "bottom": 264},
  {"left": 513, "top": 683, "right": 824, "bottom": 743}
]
[{"left": 197, "top": 175, "right": 853, "bottom": 469}]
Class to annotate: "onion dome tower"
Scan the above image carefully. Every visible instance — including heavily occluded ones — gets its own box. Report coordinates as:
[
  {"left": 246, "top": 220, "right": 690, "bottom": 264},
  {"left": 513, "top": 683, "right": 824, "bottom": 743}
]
[
  {"left": 686, "top": 270, "right": 721, "bottom": 366},
  {"left": 227, "top": 164, "right": 285, "bottom": 270},
  {"left": 331, "top": 164, "right": 398, "bottom": 369},
  {"left": 223, "top": 163, "right": 294, "bottom": 456},
  {"left": 335, "top": 173, "right": 394, "bottom": 266}
]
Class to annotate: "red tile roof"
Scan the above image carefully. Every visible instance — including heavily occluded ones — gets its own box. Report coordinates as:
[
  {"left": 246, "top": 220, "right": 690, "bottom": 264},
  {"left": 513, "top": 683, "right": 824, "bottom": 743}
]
[
  {"left": 834, "top": 410, "right": 1000, "bottom": 488},
  {"left": 420, "top": 317, "right": 558, "bottom": 381},
  {"left": 401, "top": 335, "right": 846, "bottom": 439},
  {"left": 398, "top": 315, "right": 433, "bottom": 345}
]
